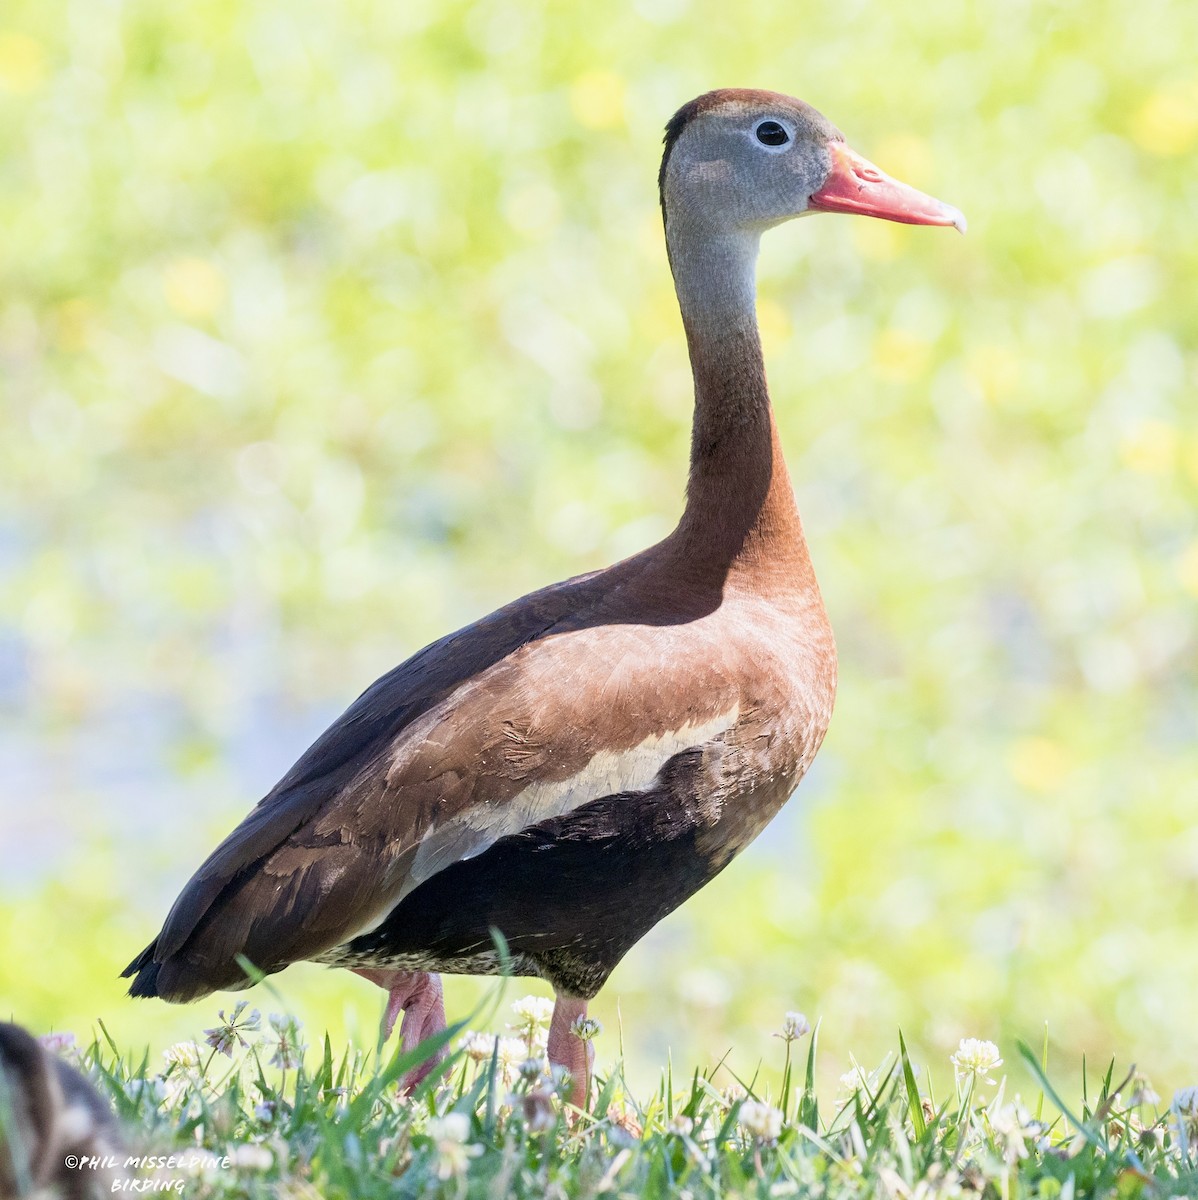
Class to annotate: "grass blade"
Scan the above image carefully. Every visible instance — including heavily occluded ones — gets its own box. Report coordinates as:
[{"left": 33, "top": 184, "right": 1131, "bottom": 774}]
[
  {"left": 1016, "top": 1041, "right": 1107, "bottom": 1155},
  {"left": 899, "top": 1030, "right": 926, "bottom": 1140}
]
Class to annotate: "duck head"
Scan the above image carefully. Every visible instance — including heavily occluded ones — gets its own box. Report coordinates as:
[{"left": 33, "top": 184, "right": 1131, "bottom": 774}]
[{"left": 659, "top": 88, "right": 966, "bottom": 236}]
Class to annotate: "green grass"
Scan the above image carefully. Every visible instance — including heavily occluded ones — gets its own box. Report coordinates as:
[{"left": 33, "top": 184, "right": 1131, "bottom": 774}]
[{"left": 46, "top": 988, "right": 1198, "bottom": 1199}]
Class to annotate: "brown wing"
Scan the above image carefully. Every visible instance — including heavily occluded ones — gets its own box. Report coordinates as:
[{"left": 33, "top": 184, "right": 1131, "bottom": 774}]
[{"left": 124, "top": 554, "right": 741, "bottom": 1001}]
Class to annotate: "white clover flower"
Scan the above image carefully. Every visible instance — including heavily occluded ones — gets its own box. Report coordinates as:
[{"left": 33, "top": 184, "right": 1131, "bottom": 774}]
[
  {"left": 496, "top": 1037, "right": 529, "bottom": 1072},
  {"left": 776, "top": 1012, "right": 810, "bottom": 1042},
  {"left": 158, "top": 1046, "right": 207, "bottom": 1118},
  {"left": 268, "top": 1013, "right": 307, "bottom": 1070},
  {"left": 987, "top": 1102, "right": 1035, "bottom": 1164},
  {"left": 509, "top": 995, "right": 554, "bottom": 1039},
  {"left": 511, "top": 995, "right": 554, "bottom": 1025},
  {"left": 459, "top": 1031, "right": 497, "bottom": 1063},
  {"left": 951, "top": 1038, "right": 1003, "bottom": 1080},
  {"left": 837, "top": 1057, "right": 885, "bottom": 1103},
  {"left": 160, "top": 1063, "right": 204, "bottom": 1115},
  {"left": 548, "top": 1063, "right": 574, "bottom": 1096},
  {"left": 162, "top": 1042, "right": 203, "bottom": 1070},
  {"left": 519, "top": 1057, "right": 547, "bottom": 1082},
  {"left": 204, "top": 1000, "right": 261, "bottom": 1058},
  {"left": 230, "top": 1144, "right": 274, "bottom": 1171},
  {"left": 184, "top": 1150, "right": 226, "bottom": 1178},
  {"left": 509, "top": 996, "right": 554, "bottom": 1056},
  {"left": 429, "top": 1112, "right": 472, "bottom": 1143},
  {"left": 433, "top": 1137, "right": 482, "bottom": 1179},
  {"left": 570, "top": 1016, "right": 602, "bottom": 1041},
  {"left": 427, "top": 1112, "right": 482, "bottom": 1180},
  {"left": 738, "top": 1099, "right": 783, "bottom": 1142},
  {"left": 1128, "top": 1073, "right": 1160, "bottom": 1107},
  {"left": 667, "top": 1114, "right": 695, "bottom": 1137}
]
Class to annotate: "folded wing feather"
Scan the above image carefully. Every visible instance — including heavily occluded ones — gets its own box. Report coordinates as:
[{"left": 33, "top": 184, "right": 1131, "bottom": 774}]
[{"left": 135, "top": 581, "right": 742, "bottom": 997}]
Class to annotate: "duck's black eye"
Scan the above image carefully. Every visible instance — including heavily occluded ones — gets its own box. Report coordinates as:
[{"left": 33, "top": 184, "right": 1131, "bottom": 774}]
[{"left": 755, "top": 121, "right": 789, "bottom": 147}]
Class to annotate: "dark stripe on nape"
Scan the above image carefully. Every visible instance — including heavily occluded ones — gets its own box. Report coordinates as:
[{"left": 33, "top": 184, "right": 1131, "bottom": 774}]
[{"left": 658, "top": 91, "right": 734, "bottom": 211}]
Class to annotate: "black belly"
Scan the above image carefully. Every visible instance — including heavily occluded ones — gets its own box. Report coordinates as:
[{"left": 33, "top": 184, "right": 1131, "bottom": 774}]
[{"left": 343, "top": 748, "right": 735, "bottom": 997}]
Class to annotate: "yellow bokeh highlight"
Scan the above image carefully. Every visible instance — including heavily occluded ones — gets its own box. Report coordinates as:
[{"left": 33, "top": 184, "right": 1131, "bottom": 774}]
[
  {"left": 636, "top": 284, "right": 683, "bottom": 342},
  {"left": 1131, "top": 84, "right": 1198, "bottom": 156},
  {"left": 852, "top": 217, "right": 901, "bottom": 262},
  {"left": 570, "top": 71, "right": 626, "bottom": 130},
  {"left": 53, "top": 298, "right": 93, "bottom": 352},
  {"left": 0, "top": 31, "right": 46, "bottom": 92},
  {"left": 966, "top": 344, "right": 1022, "bottom": 404},
  {"left": 502, "top": 182, "right": 562, "bottom": 238},
  {"left": 871, "top": 134, "right": 933, "bottom": 184},
  {"left": 1119, "top": 420, "right": 1178, "bottom": 475},
  {"left": 1178, "top": 541, "right": 1198, "bottom": 598},
  {"left": 873, "top": 328, "right": 931, "bottom": 383},
  {"left": 757, "top": 297, "right": 792, "bottom": 349},
  {"left": 162, "top": 257, "right": 226, "bottom": 319},
  {"left": 637, "top": 209, "right": 667, "bottom": 262},
  {"left": 1008, "top": 737, "right": 1075, "bottom": 793},
  {"left": 1185, "top": 437, "right": 1198, "bottom": 486}
]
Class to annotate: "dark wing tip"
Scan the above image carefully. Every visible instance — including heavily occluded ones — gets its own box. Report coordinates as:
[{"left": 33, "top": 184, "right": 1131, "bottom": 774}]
[
  {"left": 121, "top": 940, "right": 162, "bottom": 997},
  {"left": 125, "top": 960, "right": 162, "bottom": 999}
]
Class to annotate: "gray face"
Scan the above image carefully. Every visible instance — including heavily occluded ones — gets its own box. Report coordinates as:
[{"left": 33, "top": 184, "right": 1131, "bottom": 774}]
[{"left": 661, "top": 95, "right": 842, "bottom": 235}]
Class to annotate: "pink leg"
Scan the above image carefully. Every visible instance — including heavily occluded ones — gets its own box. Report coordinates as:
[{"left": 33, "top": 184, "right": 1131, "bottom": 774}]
[
  {"left": 353, "top": 968, "right": 447, "bottom": 1090},
  {"left": 547, "top": 993, "right": 593, "bottom": 1112}
]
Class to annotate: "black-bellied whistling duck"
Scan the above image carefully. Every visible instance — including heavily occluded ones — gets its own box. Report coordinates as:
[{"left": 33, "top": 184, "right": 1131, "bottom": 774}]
[
  {"left": 0, "top": 1024, "right": 124, "bottom": 1197},
  {"left": 123, "top": 89, "right": 963, "bottom": 1109}
]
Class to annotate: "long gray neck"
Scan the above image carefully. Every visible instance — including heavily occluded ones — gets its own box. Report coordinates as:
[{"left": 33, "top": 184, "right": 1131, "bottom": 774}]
[
  {"left": 667, "top": 222, "right": 766, "bottom": 469},
  {"left": 665, "top": 218, "right": 805, "bottom": 575},
  {"left": 667, "top": 225, "right": 761, "bottom": 345}
]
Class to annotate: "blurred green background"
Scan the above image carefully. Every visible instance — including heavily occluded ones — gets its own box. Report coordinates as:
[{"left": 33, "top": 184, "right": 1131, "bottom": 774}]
[{"left": 2, "top": 0, "right": 1196, "bottom": 1101}]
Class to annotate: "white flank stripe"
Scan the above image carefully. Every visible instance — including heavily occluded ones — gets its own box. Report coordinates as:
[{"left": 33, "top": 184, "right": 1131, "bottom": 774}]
[{"left": 401, "top": 705, "right": 739, "bottom": 900}]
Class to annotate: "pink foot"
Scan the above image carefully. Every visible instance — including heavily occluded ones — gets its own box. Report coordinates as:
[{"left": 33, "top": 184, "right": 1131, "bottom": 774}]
[
  {"left": 547, "top": 993, "right": 594, "bottom": 1112},
  {"left": 353, "top": 968, "right": 447, "bottom": 1091}
]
